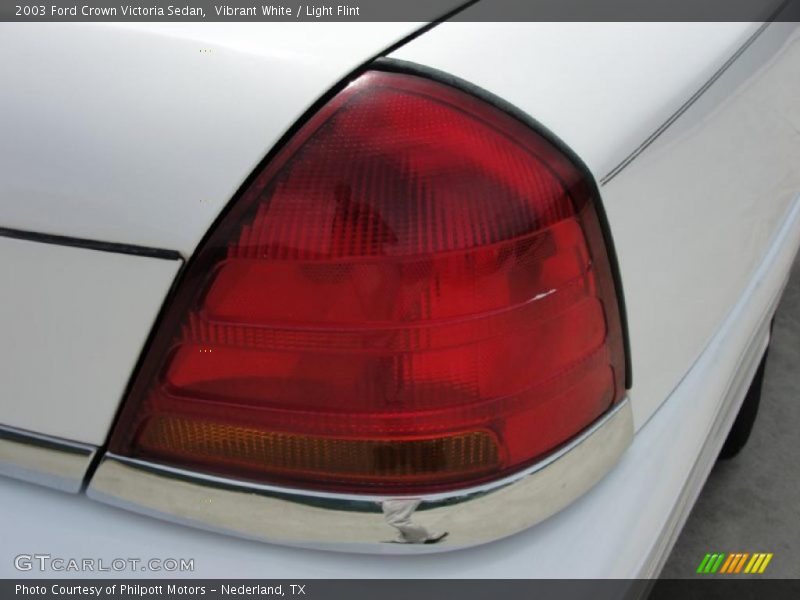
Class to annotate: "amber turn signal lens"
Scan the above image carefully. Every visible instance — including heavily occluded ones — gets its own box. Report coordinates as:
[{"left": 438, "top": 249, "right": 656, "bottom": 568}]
[{"left": 139, "top": 416, "right": 500, "bottom": 486}]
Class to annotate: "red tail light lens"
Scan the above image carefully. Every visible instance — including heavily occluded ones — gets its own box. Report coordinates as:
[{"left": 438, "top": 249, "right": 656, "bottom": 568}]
[{"left": 109, "top": 71, "right": 626, "bottom": 493}]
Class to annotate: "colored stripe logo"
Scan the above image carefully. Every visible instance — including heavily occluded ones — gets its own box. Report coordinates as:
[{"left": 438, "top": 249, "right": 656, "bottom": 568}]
[{"left": 696, "top": 552, "right": 773, "bottom": 574}]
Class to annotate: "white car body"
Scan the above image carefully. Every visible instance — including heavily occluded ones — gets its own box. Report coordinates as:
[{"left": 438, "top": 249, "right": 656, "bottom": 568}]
[{"left": 2, "top": 16, "right": 800, "bottom": 578}]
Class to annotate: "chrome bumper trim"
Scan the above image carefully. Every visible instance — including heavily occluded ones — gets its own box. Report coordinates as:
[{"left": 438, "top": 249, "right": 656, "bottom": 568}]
[
  {"left": 87, "top": 398, "right": 632, "bottom": 553},
  {"left": 0, "top": 424, "right": 96, "bottom": 493}
]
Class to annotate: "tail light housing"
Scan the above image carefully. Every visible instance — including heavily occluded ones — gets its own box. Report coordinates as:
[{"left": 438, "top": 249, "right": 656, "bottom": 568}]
[{"left": 109, "top": 71, "right": 626, "bottom": 494}]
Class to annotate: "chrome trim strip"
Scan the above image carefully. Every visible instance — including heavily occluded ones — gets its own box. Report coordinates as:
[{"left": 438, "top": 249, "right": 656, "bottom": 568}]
[
  {"left": 87, "top": 398, "right": 633, "bottom": 553},
  {"left": 0, "top": 424, "right": 96, "bottom": 493}
]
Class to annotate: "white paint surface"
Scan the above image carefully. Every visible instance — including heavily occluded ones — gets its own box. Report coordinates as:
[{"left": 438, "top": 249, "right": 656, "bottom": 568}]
[{"left": 0, "top": 237, "right": 180, "bottom": 445}]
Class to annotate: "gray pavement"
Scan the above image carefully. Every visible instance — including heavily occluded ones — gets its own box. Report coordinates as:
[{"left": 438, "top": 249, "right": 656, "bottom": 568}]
[{"left": 661, "top": 255, "right": 800, "bottom": 578}]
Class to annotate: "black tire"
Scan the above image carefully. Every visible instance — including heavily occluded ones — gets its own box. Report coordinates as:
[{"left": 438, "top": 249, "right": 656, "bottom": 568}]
[{"left": 718, "top": 349, "right": 768, "bottom": 460}]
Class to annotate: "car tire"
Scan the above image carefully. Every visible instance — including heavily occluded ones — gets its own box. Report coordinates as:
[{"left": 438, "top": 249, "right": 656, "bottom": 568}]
[{"left": 718, "top": 348, "right": 768, "bottom": 460}]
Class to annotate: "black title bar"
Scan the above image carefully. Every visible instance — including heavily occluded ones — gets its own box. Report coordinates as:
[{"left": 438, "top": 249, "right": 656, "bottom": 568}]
[{"left": 3, "top": 0, "right": 800, "bottom": 22}]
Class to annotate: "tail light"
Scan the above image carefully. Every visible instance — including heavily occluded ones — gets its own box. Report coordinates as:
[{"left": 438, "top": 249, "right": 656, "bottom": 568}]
[{"left": 109, "top": 71, "right": 626, "bottom": 494}]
